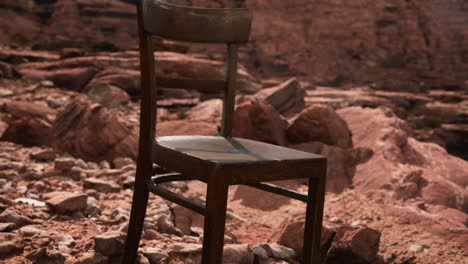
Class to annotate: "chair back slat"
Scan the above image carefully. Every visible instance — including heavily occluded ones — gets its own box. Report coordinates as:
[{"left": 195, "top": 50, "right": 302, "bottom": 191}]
[{"left": 142, "top": 0, "right": 252, "bottom": 43}]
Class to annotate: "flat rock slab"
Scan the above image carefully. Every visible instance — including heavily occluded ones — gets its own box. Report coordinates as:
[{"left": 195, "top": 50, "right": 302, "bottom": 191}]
[{"left": 45, "top": 192, "right": 87, "bottom": 213}]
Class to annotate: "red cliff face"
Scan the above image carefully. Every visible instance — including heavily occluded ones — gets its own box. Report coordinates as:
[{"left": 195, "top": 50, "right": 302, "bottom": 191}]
[{"left": 1, "top": 0, "right": 468, "bottom": 85}]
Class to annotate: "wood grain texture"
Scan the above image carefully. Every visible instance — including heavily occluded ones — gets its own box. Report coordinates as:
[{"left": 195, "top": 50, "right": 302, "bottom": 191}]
[{"left": 142, "top": 0, "right": 252, "bottom": 43}]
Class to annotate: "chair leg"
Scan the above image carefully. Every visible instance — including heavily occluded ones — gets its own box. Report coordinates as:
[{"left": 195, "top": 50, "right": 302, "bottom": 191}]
[
  {"left": 201, "top": 176, "right": 229, "bottom": 264},
  {"left": 121, "top": 166, "right": 150, "bottom": 264},
  {"left": 302, "top": 173, "right": 326, "bottom": 264}
]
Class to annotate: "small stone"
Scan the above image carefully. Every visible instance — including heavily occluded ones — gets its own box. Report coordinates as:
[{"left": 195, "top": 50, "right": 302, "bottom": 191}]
[
  {"left": 157, "top": 214, "right": 175, "bottom": 234},
  {"left": 0, "top": 223, "right": 15, "bottom": 232},
  {"left": 0, "top": 233, "right": 24, "bottom": 256},
  {"left": 113, "top": 157, "right": 135, "bottom": 169},
  {"left": 45, "top": 192, "right": 88, "bottom": 213},
  {"left": 143, "top": 247, "right": 169, "bottom": 263},
  {"left": 54, "top": 158, "right": 75, "bottom": 171},
  {"left": 329, "top": 216, "right": 342, "bottom": 223},
  {"left": 170, "top": 243, "right": 203, "bottom": 254},
  {"left": 19, "top": 225, "right": 44, "bottom": 236},
  {"left": 0, "top": 209, "right": 34, "bottom": 227},
  {"left": 94, "top": 231, "right": 125, "bottom": 256},
  {"left": 40, "top": 80, "right": 54, "bottom": 87},
  {"left": 74, "top": 159, "right": 89, "bottom": 169},
  {"left": 409, "top": 244, "right": 425, "bottom": 253},
  {"left": 75, "top": 253, "right": 109, "bottom": 264},
  {"left": 31, "top": 149, "right": 56, "bottom": 161},
  {"left": 14, "top": 198, "right": 46, "bottom": 207},
  {"left": 84, "top": 178, "right": 119, "bottom": 193}
]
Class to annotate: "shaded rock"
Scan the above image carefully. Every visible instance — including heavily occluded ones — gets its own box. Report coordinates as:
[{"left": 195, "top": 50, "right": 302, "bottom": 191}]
[
  {"left": 252, "top": 243, "right": 295, "bottom": 262},
  {"left": 19, "top": 67, "right": 99, "bottom": 91},
  {"left": 53, "top": 98, "right": 138, "bottom": 162},
  {"left": 143, "top": 247, "right": 169, "bottom": 263},
  {"left": 156, "top": 120, "right": 218, "bottom": 137},
  {"left": 273, "top": 220, "right": 334, "bottom": 256},
  {"left": 84, "top": 178, "right": 119, "bottom": 193},
  {"left": 30, "top": 148, "right": 56, "bottom": 161},
  {"left": 113, "top": 157, "right": 135, "bottom": 169},
  {"left": 0, "top": 232, "right": 24, "bottom": 256},
  {"left": 94, "top": 231, "right": 125, "bottom": 257},
  {"left": 222, "top": 244, "right": 253, "bottom": 264},
  {"left": 255, "top": 78, "right": 305, "bottom": 117},
  {"left": 87, "top": 82, "right": 130, "bottom": 107},
  {"left": 290, "top": 142, "right": 373, "bottom": 193},
  {"left": 0, "top": 209, "right": 34, "bottom": 227},
  {"left": 327, "top": 227, "right": 381, "bottom": 264},
  {"left": 0, "top": 61, "right": 21, "bottom": 79},
  {"left": 45, "top": 192, "right": 88, "bottom": 213},
  {"left": 287, "top": 104, "right": 352, "bottom": 148},
  {"left": 232, "top": 99, "right": 288, "bottom": 146},
  {"left": 156, "top": 214, "right": 176, "bottom": 234},
  {"left": 0, "top": 222, "right": 15, "bottom": 232},
  {"left": 1, "top": 117, "right": 53, "bottom": 146},
  {"left": 87, "top": 69, "right": 140, "bottom": 95},
  {"left": 4, "top": 100, "right": 56, "bottom": 120},
  {"left": 54, "top": 157, "right": 75, "bottom": 171},
  {"left": 186, "top": 99, "right": 223, "bottom": 124},
  {"left": 75, "top": 253, "right": 109, "bottom": 264}
]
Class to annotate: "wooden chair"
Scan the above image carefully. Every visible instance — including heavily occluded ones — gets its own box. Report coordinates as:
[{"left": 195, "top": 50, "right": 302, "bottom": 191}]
[{"left": 122, "top": 1, "right": 327, "bottom": 263}]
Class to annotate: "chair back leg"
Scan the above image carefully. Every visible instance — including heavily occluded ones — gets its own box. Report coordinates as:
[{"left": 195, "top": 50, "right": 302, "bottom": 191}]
[
  {"left": 121, "top": 164, "right": 151, "bottom": 264},
  {"left": 201, "top": 174, "right": 230, "bottom": 264}
]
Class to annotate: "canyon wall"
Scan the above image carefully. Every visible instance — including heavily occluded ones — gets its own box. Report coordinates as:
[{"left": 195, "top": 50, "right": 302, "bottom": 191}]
[{"left": 1, "top": 0, "right": 468, "bottom": 85}]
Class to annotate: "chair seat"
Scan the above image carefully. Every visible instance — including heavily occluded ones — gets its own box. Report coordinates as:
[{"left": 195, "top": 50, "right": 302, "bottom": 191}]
[{"left": 152, "top": 135, "right": 326, "bottom": 185}]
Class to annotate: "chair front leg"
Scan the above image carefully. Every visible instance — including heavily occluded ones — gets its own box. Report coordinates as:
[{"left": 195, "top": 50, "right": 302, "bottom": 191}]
[
  {"left": 201, "top": 174, "right": 229, "bottom": 264},
  {"left": 122, "top": 164, "right": 151, "bottom": 264},
  {"left": 303, "top": 170, "right": 326, "bottom": 264}
]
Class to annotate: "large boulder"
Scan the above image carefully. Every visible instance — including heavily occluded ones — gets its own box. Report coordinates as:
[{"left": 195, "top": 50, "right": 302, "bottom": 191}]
[
  {"left": 232, "top": 99, "right": 288, "bottom": 146},
  {"left": 53, "top": 98, "right": 138, "bottom": 162},
  {"left": 254, "top": 78, "right": 305, "bottom": 117},
  {"left": 290, "top": 142, "right": 372, "bottom": 193},
  {"left": 287, "top": 104, "right": 353, "bottom": 148},
  {"left": 338, "top": 106, "right": 468, "bottom": 213}
]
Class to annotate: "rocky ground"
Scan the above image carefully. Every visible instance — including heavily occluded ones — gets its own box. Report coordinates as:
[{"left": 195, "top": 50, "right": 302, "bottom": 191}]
[{"left": 0, "top": 43, "right": 466, "bottom": 264}]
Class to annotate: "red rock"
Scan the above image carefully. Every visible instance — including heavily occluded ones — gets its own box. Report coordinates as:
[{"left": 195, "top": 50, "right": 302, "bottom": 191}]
[
  {"left": 156, "top": 120, "right": 218, "bottom": 137},
  {"left": 232, "top": 99, "right": 288, "bottom": 146},
  {"left": 186, "top": 99, "right": 223, "bottom": 124},
  {"left": 83, "top": 178, "right": 120, "bottom": 193},
  {"left": 87, "top": 69, "right": 140, "bottom": 95},
  {"left": 87, "top": 82, "right": 130, "bottom": 107},
  {"left": 272, "top": 219, "right": 334, "bottom": 256},
  {"left": 45, "top": 192, "right": 88, "bottom": 213},
  {"left": 19, "top": 67, "right": 99, "bottom": 91},
  {"left": 53, "top": 98, "right": 138, "bottom": 162},
  {"left": 337, "top": 106, "right": 468, "bottom": 213},
  {"left": 94, "top": 231, "right": 125, "bottom": 257},
  {"left": 0, "top": 232, "right": 24, "bottom": 256},
  {"left": 328, "top": 227, "right": 381, "bottom": 263},
  {"left": 290, "top": 142, "right": 372, "bottom": 193},
  {"left": 287, "top": 104, "right": 353, "bottom": 148},
  {"left": 4, "top": 100, "right": 56, "bottom": 120},
  {"left": 255, "top": 78, "right": 305, "bottom": 117},
  {"left": 1, "top": 117, "right": 53, "bottom": 147},
  {"left": 0, "top": 62, "right": 20, "bottom": 79}
]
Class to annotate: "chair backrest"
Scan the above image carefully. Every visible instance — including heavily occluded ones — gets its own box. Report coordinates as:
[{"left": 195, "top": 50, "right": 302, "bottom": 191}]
[{"left": 136, "top": 0, "right": 253, "bottom": 142}]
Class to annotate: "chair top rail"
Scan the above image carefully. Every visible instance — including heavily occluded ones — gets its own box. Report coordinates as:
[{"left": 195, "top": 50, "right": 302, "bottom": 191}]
[{"left": 141, "top": 0, "right": 252, "bottom": 43}]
